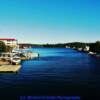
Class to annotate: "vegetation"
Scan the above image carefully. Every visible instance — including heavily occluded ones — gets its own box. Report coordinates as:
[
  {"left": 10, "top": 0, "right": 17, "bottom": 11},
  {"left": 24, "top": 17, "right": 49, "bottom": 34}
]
[
  {"left": 43, "top": 43, "right": 66, "bottom": 48},
  {"left": 19, "top": 43, "right": 43, "bottom": 48},
  {"left": 89, "top": 41, "right": 100, "bottom": 53},
  {"left": 19, "top": 41, "right": 100, "bottom": 54},
  {"left": 66, "top": 42, "right": 86, "bottom": 49},
  {"left": 66, "top": 41, "right": 100, "bottom": 54},
  {"left": 0, "top": 41, "right": 6, "bottom": 52},
  {"left": 0, "top": 41, "right": 13, "bottom": 52}
]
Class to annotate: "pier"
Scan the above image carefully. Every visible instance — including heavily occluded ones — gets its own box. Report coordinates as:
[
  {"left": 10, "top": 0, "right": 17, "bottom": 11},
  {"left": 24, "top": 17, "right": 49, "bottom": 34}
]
[
  {"left": 0, "top": 51, "right": 39, "bottom": 72},
  {"left": 0, "top": 65, "right": 21, "bottom": 72},
  {"left": 0, "top": 49, "right": 39, "bottom": 72}
]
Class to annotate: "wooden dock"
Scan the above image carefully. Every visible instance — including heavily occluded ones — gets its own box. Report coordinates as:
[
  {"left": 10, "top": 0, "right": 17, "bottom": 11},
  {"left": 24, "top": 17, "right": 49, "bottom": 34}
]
[{"left": 0, "top": 65, "right": 21, "bottom": 72}]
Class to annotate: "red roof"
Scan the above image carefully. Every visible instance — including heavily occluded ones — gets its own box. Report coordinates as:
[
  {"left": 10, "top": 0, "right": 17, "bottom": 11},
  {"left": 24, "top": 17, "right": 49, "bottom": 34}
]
[{"left": 0, "top": 38, "right": 16, "bottom": 41}]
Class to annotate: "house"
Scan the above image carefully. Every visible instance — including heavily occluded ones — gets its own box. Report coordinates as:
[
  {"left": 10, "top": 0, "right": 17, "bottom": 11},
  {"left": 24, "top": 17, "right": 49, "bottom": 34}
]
[
  {"left": 84, "top": 46, "right": 90, "bottom": 51},
  {"left": 77, "top": 48, "right": 82, "bottom": 51},
  {"left": 65, "top": 46, "right": 70, "bottom": 48},
  {"left": 0, "top": 38, "right": 18, "bottom": 48}
]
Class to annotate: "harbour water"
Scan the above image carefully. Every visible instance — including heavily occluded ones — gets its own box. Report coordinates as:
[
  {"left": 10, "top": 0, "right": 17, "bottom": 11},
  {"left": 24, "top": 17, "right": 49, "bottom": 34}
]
[{"left": 0, "top": 48, "right": 100, "bottom": 99}]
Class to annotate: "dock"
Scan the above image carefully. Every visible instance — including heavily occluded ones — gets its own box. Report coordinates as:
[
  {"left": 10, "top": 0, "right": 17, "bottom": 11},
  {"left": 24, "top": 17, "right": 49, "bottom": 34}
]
[
  {"left": 0, "top": 49, "right": 39, "bottom": 73},
  {"left": 0, "top": 65, "right": 21, "bottom": 72}
]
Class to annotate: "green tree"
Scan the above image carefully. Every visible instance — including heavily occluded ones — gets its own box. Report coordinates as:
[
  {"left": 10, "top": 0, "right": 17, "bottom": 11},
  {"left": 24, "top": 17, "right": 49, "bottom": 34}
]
[
  {"left": 89, "top": 41, "right": 100, "bottom": 53},
  {"left": 0, "top": 41, "right": 6, "bottom": 52}
]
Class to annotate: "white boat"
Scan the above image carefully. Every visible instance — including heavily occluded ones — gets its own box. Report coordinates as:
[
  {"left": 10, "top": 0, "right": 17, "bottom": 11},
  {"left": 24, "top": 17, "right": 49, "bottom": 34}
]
[
  {"left": 0, "top": 52, "right": 15, "bottom": 60},
  {"left": 10, "top": 56, "right": 21, "bottom": 65},
  {"left": 0, "top": 53, "right": 21, "bottom": 65},
  {"left": 88, "top": 52, "right": 96, "bottom": 55},
  {"left": 12, "top": 48, "right": 39, "bottom": 60}
]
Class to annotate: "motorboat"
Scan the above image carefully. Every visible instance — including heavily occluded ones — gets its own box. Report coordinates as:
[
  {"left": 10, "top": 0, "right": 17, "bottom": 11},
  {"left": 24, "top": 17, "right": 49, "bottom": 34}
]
[{"left": 10, "top": 55, "right": 21, "bottom": 65}]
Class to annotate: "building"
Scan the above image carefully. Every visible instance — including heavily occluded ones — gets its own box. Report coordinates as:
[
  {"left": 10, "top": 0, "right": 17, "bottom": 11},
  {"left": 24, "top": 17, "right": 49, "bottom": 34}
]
[
  {"left": 65, "top": 46, "right": 70, "bottom": 48},
  {"left": 78, "top": 48, "right": 82, "bottom": 51},
  {"left": 0, "top": 38, "right": 18, "bottom": 48},
  {"left": 84, "top": 46, "right": 90, "bottom": 51}
]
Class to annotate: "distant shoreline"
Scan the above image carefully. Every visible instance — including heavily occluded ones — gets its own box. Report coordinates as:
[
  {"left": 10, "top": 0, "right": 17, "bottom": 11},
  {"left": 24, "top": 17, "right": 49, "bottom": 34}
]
[
  {"left": 19, "top": 41, "right": 100, "bottom": 56},
  {"left": 18, "top": 41, "right": 96, "bottom": 48}
]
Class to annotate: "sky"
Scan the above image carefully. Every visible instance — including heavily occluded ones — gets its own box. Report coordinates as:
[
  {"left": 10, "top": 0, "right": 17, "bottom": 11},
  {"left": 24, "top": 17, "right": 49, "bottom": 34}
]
[{"left": 0, "top": 0, "right": 100, "bottom": 44}]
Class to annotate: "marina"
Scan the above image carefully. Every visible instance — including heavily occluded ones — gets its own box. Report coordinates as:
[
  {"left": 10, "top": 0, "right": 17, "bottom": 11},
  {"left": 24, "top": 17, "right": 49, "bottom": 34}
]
[
  {"left": 0, "top": 50, "right": 39, "bottom": 72},
  {"left": 0, "top": 0, "right": 99, "bottom": 99},
  {"left": 0, "top": 38, "right": 39, "bottom": 73}
]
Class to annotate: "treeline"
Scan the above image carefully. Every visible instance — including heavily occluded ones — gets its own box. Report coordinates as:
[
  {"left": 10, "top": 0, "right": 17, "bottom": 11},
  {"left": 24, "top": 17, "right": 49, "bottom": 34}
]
[
  {"left": 66, "top": 42, "right": 87, "bottom": 49},
  {"left": 19, "top": 43, "right": 66, "bottom": 48},
  {"left": 1, "top": 41, "right": 100, "bottom": 54},
  {"left": 43, "top": 41, "right": 100, "bottom": 54},
  {"left": 66, "top": 41, "right": 100, "bottom": 54},
  {"left": 19, "top": 43, "right": 43, "bottom": 48},
  {"left": 19, "top": 41, "right": 100, "bottom": 54},
  {"left": 89, "top": 41, "right": 100, "bottom": 53},
  {"left": 43, "top": 43, "right": 67, "bottom": 48}
]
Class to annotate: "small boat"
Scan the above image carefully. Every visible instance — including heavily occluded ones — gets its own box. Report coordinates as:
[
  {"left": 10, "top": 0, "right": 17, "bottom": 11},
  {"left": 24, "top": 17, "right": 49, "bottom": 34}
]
[
  {"left": 0, "top": 52, "right": 15, "bottom": 61},
  {"left": 88, "top": 52, "right": 96, "bottom": 55},
  {"left": 0, "top": 52, "right": 21, "bottom": 65},
  {"left": 12, "top": 48, "right": 39, "bottom": 60},
  {"left": 10, "top": 56, "right": 21, "bottom": 65}
]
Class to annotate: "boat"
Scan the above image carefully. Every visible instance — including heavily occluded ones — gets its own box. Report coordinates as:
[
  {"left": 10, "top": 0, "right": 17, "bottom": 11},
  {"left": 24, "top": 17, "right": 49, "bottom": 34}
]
[
  {"left": 12, "top": 48, "right": 39, "bottom": 60},
  {"left": 0, "top": 52, "right": 15, "bottom": 61},
  {"left": 0, "top": 52, "right": 21, "bottom": 65},
  {"left": 10, "top": 55, "right": 21, "bottom": 65},
  {"left": 88, "top": 52, "right": 96, "bottom": 55}
]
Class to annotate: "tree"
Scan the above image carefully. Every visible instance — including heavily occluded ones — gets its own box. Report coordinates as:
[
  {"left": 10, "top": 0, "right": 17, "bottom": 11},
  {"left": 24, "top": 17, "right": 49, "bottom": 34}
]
[
  {"left": 89, "top": 41, "right": 100, "bottom": 53},
  {"left": 0, "top": 41, "right": 6, "bottom": 52}
]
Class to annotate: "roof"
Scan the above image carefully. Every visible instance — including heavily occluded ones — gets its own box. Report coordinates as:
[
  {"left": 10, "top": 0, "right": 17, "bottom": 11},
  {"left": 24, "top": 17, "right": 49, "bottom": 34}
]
[{"left": 0, "top": 38, "right": 17, "bottom": 41}]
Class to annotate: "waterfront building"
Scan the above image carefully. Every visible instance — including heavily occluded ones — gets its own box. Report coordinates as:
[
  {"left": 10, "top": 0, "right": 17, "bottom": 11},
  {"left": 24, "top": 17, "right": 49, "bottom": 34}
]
[
  {"left": 0, "top": 38, "right": 18, "bottom": 48},
  {"left": 78, "top": 48, "right": 82, "bottom": 51},
  {"left": 65, "top": 46, "right": 70, "bottom": 48},
  {"left": 84, "top": 46, "right": 90, "bottom": 51}
]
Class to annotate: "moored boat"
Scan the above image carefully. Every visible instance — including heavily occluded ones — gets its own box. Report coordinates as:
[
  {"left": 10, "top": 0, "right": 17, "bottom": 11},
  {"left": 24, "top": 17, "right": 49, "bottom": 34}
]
[
  {"left": 10, "top": 56, "right": 21, "bottom": 65},
  {"left": 0, "top": 53, "right": 21, "bottom": 65}
]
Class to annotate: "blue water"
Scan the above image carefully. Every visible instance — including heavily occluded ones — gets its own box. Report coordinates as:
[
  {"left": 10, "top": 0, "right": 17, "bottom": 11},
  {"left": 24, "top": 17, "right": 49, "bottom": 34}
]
[{"left": 0, "top": 48, "right": 100, "bottom": 99}]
